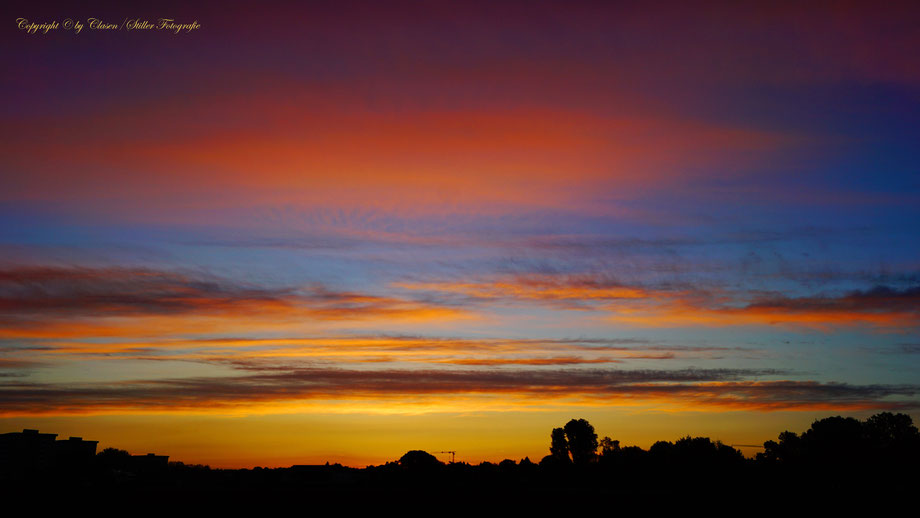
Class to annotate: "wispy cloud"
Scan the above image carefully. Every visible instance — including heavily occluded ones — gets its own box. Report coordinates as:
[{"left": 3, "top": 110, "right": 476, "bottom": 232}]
[
  {"left": 397, "top": 274, "right": 920, "bottom": 329},
  {"left": 0, "top": 267, "right": 471, "bottom": 339},
  {"left": 395, "top": 274, "right": 649, "bottom": 310},
  {"left": 867, "top": 343, "right": 920, "bottom": 355},
  {"left": 422, "top": 356, "right": 621, "bottom": 366},
  {"left": 0, "top": 267, "right": 295, "bottom": 317},
  {"left": 2, "top": 366, "right": 916, "bottom": 416},
  {"left": 637, "top": 285, "right": 920, "bottom": 330},
  {"left": 30, "top": 334, "right": 759, "bottom": 367}
]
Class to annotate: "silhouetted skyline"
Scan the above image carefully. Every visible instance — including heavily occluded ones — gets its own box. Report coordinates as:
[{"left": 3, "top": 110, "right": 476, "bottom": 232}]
[{"left": 3, "top": 413, "right": 918, "bottom": 506}]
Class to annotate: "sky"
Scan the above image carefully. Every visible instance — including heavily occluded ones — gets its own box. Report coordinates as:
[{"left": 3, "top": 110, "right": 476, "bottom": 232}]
[{"left": 1, "top": 1, "right": 918, "bottom": 467}]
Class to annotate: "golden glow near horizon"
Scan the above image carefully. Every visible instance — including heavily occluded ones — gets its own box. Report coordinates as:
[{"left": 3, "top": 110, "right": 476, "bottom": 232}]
[{"left": 0, "top": 408, "right": 845, "bottom": 468}]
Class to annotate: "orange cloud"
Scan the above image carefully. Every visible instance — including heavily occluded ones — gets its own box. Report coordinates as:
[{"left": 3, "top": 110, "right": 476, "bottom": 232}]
[
  {"left": 0, "top": 267, "right": 471, "bottom": 341},
  {"left": 1, "top": 90, "right": 798, "bottom": 223},
  {"left": 1, "top": 367, "right": 915, "bottom": 417},
  {"left": 27, "top": 335, "right": 753, "bottom": 368},
  {"left": 398, "top": 274, "right": 920, "bottom": 330},
  {"left": 431, "top": 357, "right": 620, "bottom": 366},
  {"left": 396, "top": 275, "right": 647, "bottom": 309},
  {"left": 614, "top": 287, "right": 920, "bottom": 330}
]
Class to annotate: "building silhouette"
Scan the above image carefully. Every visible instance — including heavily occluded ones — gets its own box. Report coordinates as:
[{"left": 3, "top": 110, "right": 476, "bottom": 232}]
[{"left": 0, "top": 429, "right": 99, "bottom": 478}]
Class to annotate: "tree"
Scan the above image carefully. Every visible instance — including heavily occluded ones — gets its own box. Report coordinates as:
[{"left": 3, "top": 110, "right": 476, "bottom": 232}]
[
  {"left": 96, "top": 447, "right": 132, "bottom": 471},
  {"left": 757, "top": 412, "right": 920, "bottom": 467},
  {"left": 600, "top": 436, "right": 620, "bottom": 456},
  {"left": 563, "top": 418, "right": 599, "bottom": 465},
  {"left": 864, "top": 412, "right": 920, "bottom": 447},
  {"left": 759, "top": 430, "right": 802, "bottom": 463},
  {"left": 550, "top": 427, "right": 570, "bottom": 463},
  {"left": 398, "top": 450, "right": 442, "bottom": 471},
  {"left": 801, "top": 415, "right": 865, "bottom": 465}
]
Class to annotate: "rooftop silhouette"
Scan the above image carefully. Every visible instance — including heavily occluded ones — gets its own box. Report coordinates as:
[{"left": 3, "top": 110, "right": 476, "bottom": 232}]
[{"left": 2, "top": 412, "right": 917, "bottom": 506}]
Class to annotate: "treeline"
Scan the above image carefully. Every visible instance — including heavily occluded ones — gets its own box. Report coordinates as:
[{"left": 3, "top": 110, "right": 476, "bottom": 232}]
[
  {"left": 365, "top": 412, "right": 918, "bottom": 496},
  {"left": 528, "top": 412, "right": 919, "bottom": 497},
  {"left": 3, "top": 412, "right": 918, "bottom": 503}
]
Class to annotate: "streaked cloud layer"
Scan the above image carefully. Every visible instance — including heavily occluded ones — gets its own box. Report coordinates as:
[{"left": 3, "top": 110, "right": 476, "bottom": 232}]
[{"left": 5, "top": 366, "right": 918, "bottom": 417}]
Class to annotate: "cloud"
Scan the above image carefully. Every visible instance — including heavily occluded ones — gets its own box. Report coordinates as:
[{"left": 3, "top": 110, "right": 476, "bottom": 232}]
[
  {"left": 2, "top": 365, "right": 916, "bottom": 416},
  {"left": 745, "top": 286, "right": 920, "bottom": 314},
  {"left": 394, "top": 274, "right": 652, "bottom": 310},
  {"left": 11, "top": 266, "right": 911, "bottom": 340},
  {"left": 652, "top": 285, "right": 920, "bottom": 330},
  {"left": 0, "top": 267, "right": 294, "bottom": 317},
  {"left": 294, "top": 285, "right": 468, "bottom": 322},
  {"left": 428, "top": 357, "right": 621, "bottom": 366},
  {"left": 397, "top": 274, "right": 920, "bottom": 329},
  {"left": 0, "top": 358, "right": 40, "bottom": 378},
  {"left": 896, "top": 343, "right": 920, "bottom": 354},
  {"left": 0, "top": 267, "right": 470, "bottom": 338},
  {"left": 868, "top": 343, "right": 920, "bottom": 355},
  {"left": 29, "top": 334, "right": 758, "bottom": 366}
]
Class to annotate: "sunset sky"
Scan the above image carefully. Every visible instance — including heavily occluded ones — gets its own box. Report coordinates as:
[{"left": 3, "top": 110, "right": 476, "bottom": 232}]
[{"left": 1, "top": 1, "right": 918, "bottom": 467}]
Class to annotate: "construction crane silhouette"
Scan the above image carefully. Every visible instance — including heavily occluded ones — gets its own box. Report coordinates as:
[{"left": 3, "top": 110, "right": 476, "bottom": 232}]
[{"left": 433, "top": 450, "right": 456, "bottom": 463}]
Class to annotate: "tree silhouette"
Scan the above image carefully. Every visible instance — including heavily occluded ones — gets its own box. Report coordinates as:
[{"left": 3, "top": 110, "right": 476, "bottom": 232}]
[
  {"left": 864, "top": 412, "right": 920, "bottom": 447},
  {"left": 759, "top": 430, "right": 802, "bottom": 463},
  {"left": 563, "top": 418, "right": 599, "bottom": 465},
  {"left": 801, "top": 415, "right": 865, "bottom": 466},
  {"left": 758, "top": 412, "right": 920, "bottom": 474},
  {"left": 550, "top": 427, "right": 571, "bottom": 463},
  {"left": 398, "top": 450, "right": 442, "bottom": 471},
  {"left": 96, "top": 447, "right": 132, "bottom": 471},
  {"left": 600, "top": 436, "right": 620, "bottom": 457}
]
